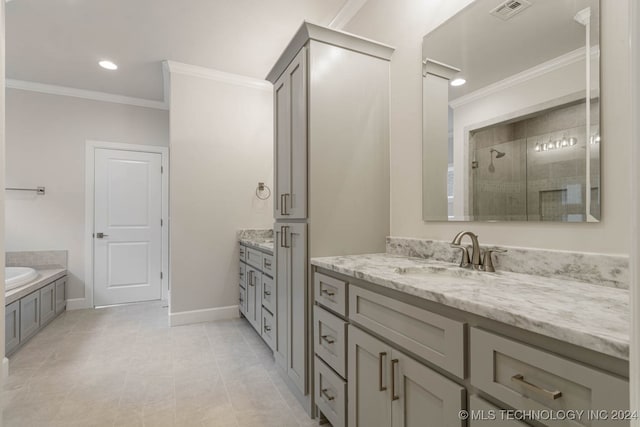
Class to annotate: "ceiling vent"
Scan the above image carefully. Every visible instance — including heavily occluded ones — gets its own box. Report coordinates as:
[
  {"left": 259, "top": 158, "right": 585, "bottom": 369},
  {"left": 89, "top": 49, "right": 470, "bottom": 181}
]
[{"left": 490, "top": 0, "right": 532, "bottom": 20}]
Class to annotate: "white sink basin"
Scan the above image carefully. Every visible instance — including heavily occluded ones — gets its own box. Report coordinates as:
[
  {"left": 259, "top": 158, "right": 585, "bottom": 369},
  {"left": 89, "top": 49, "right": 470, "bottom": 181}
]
[{"left": 6, "top": 267, "right": 38, "bottom": 291}]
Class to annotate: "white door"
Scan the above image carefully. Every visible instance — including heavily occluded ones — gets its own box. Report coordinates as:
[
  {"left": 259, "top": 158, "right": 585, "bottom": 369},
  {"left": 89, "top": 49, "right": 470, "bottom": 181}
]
[{"left": 93, "top": 148, "right": 163, "bottom": 306}]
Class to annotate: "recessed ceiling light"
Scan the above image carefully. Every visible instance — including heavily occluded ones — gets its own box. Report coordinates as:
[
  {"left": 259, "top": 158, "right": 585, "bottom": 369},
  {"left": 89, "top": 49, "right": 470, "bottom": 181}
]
[
  {"left": 450, "top": 78, "right": 466, "bottom": 87},
  {"left": 98, "top": 60, "right": 118, "bottom": 71}
]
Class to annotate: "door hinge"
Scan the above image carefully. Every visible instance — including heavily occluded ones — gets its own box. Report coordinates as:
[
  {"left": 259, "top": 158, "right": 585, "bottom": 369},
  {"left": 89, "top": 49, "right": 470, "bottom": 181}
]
[
  {"left": 160, "top": 272, "right": 164, "bottom": 280},
  {"left": 161, "top": 219, "right": 163, "bottom": 226},
  {"left": 161, "top": 166, "right": 164, "bottom": 174}
]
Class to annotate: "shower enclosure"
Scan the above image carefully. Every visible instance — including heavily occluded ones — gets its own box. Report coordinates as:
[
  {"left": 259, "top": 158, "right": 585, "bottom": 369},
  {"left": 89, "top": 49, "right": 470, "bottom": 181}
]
[{"left": 469, "top": 99, "right": 600, "bottom": 221}]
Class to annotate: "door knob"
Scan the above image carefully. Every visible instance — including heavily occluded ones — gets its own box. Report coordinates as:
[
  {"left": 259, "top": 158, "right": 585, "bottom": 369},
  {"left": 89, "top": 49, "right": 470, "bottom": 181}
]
[{"left": 96, "top": 232, "right": 109, "bottom": 239}]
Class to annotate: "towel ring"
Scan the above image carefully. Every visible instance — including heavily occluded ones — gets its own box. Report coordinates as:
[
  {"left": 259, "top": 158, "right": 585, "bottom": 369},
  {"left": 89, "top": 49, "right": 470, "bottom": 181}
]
[{"left": 256, "top": 182, "right": 271, "bottom": 200}]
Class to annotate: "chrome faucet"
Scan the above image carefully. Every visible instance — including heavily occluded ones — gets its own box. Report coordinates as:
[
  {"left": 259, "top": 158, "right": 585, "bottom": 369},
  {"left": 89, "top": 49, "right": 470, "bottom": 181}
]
[
  {"left": 451, "top": 231, "right": 482, "bottom": 269},
  {"left": 450, "top": 231, "right": 507, "bottom": 272}
]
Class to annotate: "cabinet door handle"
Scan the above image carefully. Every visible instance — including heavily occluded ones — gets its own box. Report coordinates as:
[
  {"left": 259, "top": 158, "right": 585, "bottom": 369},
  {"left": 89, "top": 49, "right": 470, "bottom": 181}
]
[
  {"left": 321, "top": 335, "right": 335, "bottom": 344},
  {"left": 264, "top": 290, "right": 271, "bottom": 296},
  {"left": 391, "top": 359, "right": 399, "bottom": 401},
  {"left": 280, "top": 226, "right": 290, "bottom": 248},
  {"left": 511, "top": 374, "right": 562, "bottom": 400},
  {"left": 280, "top": 193, "right": 290, "bottom": 215},
  {"left": 320, "top": 388, "right": 335, "bottom": 401},
  {"left": 379, "top": 352, "right": 387, "bottom": 391},
  {"left": 264, "top": 259, "right": 272, "bottom": 268},
  {"left": 264, "top": 325, "right": 272, "bottom": 332},
  {"left": 321, "top": 288, "right": 335, "bottom": 297},
  {"left": 248, "top": 271, "right": 255, "bottom": 287}
]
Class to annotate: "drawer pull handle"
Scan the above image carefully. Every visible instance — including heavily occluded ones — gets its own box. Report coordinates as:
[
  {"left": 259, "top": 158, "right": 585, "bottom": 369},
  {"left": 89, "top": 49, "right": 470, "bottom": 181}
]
[
  {"left": 379, "top": 352, "right": 387, "bottom": 391},
  {"left": 511, "top": 374, "right": 562, "bottom": 400},
  {"left": 321, "top": 335, "right": 335, "bottom": 344},
  {"left": 321, "top": 388, "right": 335, "bottom": 401},
  {"left": 264, "top": 260, "right": 272, "bottom": 267},
  {"left": 391, "top": 358, "right": 400, "bottom": 401},
  {"left": 321, "top": 288, "right": 336, "bottom": 297}
]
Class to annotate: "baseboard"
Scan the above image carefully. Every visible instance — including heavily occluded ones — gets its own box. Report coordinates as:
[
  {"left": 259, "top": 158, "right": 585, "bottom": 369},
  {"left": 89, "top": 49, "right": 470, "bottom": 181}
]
[
  {"left": 66, "top": 298, "right": 91, "bottom": 310},
  {"left": 169, "top": 305, "right": 240, "bottom": 327}
]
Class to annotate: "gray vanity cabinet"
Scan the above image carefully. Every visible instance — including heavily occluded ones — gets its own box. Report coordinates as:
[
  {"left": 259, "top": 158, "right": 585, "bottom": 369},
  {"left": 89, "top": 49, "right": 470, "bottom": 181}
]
[
  {"left": 40, "top": 282, "right": 56, "bottom": 326},
  {"left": 348, "top": 324, "right": 465, "bottom": 427},
  {"left": 269, "top": 22, "right": 393, "bottom": 415},
  {"left": 5, "top": 301, "right": 20, "bottom": 355},
  {"left": 348, "top": 324, "right": 392, "bottom": 427},
  {"left": 470, "top": 328, "right": 629, "bottom": 427},
  {"left": 274, "top": 47, "right": 307, "bottom": 220},
  {"left": 19, "top": 290, "right": 40, "bottom": 342},
  {"left": 245, "top": 266, "right": 262, "bottom": 331},
  {"left": 275, "top": 222, "right": 308, "bottom": 395},
  {"left": 390, "top": 350, "right": 466, "bottom": 427},
  {"left": 55, "top": 277, "right": 67, "bottom": 314}
]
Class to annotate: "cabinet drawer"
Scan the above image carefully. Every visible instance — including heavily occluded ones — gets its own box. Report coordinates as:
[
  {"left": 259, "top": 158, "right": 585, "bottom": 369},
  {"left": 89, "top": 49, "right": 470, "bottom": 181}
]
[
  {"left": 239, "top": 245, "right": 246, "bottom": 262},
  {"left": 246, "top": 247, "right": 263, "bottom": 269},
  {"left": 314, "top": 305, "right": 347, "bottom": 378},
  {"left": 261, "top": 307, "right": 276, "bottom": 351},
  {"left": 349, "top": 285, "right": 465, "bottom": 378},
  {"left": 468, "top": 395, "right": 528, "bottom": 427},
  {"left": 315, "top": 356, "right": 347, "bottom": 427},
  {"left": 470, "top": 328, "right": 629, "bottom": 427},
  {"left": 262, "top": 253, "right": 274, "bottom": 276},
  {"left": 239, "top": 262, "right": 246, "bottom": 289},
  {"left": 314, "top": 271, "right": 348, "bottom": 317},
  {"left": 261, "top": 275, "right": 275, "bottom": 313}
]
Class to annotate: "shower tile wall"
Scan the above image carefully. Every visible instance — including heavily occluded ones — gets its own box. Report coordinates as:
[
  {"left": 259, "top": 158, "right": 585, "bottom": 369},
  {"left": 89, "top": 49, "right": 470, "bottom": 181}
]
[
  {"left": 471, "top": 124, "right": 526, "bottom": 221},
  {"left": 471, "top": 100, "right": 600, "bottom": 221}
]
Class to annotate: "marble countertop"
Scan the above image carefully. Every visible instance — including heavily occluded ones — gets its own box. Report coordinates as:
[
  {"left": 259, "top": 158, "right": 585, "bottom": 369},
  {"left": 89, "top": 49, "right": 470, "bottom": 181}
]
[
  {"left": 239, "top": 238, "right": 274, "bottom": 254},
  {"left": 311, "top": 253, "right": 629, "bottom": 360},
  {"left": 6, "top": 267, "right": 67, "bottom": 305}
]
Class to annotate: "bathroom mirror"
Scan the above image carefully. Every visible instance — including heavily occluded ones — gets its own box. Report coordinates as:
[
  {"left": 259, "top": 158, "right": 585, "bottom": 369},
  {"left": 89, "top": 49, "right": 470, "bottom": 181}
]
[{"left": 422, "top": 0, "right": 600, "bottom": 222}]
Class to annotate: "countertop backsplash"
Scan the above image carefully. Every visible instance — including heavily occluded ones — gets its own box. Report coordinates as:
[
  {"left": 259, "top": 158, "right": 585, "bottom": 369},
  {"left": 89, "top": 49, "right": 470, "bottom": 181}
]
[
  {"left": 6, "top": 250, "right": 68, "bottom": 270},
  {"left": 386, "top": 237, "right": 629, "bottom": 289}
]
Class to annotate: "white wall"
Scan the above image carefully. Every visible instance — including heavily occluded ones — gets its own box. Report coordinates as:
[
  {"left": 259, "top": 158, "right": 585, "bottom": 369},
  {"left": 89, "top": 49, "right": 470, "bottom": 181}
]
[
  {"left": 5, "top": 90, "right": 169, "bottom": 301},
  {"left": 1, "top": 0, "right": 7, "bottom": 367},
  {"left": 168, "top": 68, "right": 273, "bottom": 317},
  {"left": 345, "top": 0, "right": 631, "bottom": 255}
]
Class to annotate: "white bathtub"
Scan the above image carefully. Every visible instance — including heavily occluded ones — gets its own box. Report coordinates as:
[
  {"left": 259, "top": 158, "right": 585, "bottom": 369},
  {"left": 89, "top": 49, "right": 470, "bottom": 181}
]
[{"left": 6, "top": 267, "right": 39, "bottom": 291}]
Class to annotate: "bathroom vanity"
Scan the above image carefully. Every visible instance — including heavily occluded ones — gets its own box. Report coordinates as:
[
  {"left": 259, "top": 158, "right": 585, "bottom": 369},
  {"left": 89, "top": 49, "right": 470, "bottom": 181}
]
[
  {"left": 238, "top": 230, "right": 276, "bottom": 350},
  {"left": 5, "top": 269, "right": 67, "bottom": 356},
  {"left": 311, "top": 239, "right": 630, "bottom": 427}
]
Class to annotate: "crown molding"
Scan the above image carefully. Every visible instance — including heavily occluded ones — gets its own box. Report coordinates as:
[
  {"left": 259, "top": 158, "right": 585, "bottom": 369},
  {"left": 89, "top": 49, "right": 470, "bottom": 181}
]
[
  {"left": 329, "top": 0, "right": 369, "bottom": 29},
  {"left": 5, "top": 79, "right": 169, "bottom": 110},
  {"left": 449, "top": 45, "right": 600, "bottom": 109},
  {"left": 164, "top": 60, "right": 271, "bottom": 92}
]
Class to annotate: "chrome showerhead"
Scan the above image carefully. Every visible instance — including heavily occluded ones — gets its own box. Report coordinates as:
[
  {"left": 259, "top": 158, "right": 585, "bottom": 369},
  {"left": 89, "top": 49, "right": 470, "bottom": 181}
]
[{"left": 490, "top": 148, "right": 506, "bottom": 158}]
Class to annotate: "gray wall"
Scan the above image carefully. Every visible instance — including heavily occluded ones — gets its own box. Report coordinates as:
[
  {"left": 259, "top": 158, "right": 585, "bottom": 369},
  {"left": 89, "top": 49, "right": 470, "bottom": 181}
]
[{"left": 5, "top": 89, "right": 169, "bottom": 301}]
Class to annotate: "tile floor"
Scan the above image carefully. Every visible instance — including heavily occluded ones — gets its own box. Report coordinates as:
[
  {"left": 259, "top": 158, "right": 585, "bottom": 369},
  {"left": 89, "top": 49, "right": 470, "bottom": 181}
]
[{"left": 3, "top": 301, "right": 319, "bottom": 427}]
